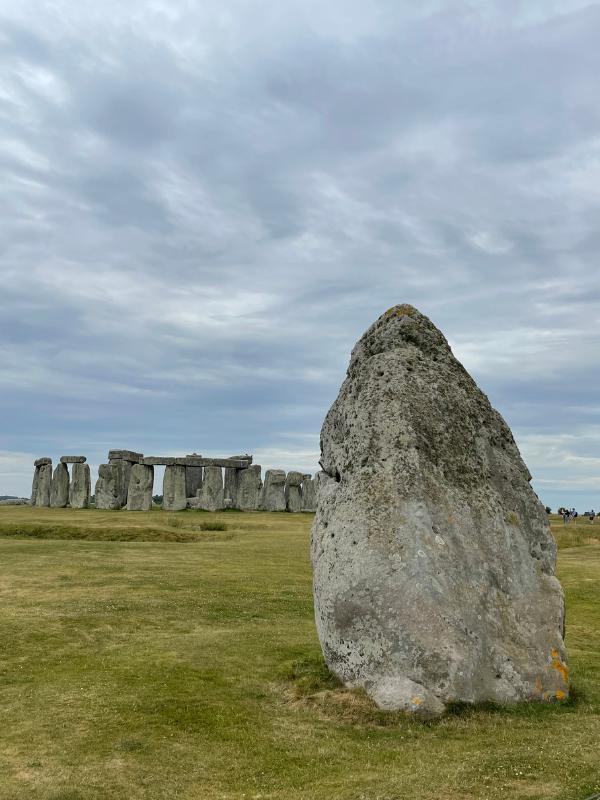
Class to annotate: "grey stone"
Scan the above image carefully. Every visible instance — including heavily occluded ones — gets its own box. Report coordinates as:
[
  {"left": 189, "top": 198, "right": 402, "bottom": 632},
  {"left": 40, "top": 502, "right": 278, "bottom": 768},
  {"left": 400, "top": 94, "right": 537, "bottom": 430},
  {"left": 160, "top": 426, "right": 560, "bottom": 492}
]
[
  {"left": 69, "top": 463, "right": 91, "bottom": 509},
  {"left": 312, "top": 305, "right": 568, "bottom": 718},
  {"left": 35, "top": 463, "right": 52, "bottom": 506},
  {"left": 31, "top": 466, "right": 40, "bottom": 505},
  {"left": 142, "top": 457, "right": 177, "bottom": 466},
  {"left": 109, "top": 459, "right": 132, "bottom": 507},
  {"left": 60, "top": 456, "right": 86, "bottom": 464},
  {"left": 0, "top": 498, "right": 30, "bottom": 506},
  {"left": 260, "top": 470, "right": 287, "bottom": 511},
  {"left": 224, "top": 467, "right": 239, "bottom": 509},
  {"left": 237, "top": 465, "right": 262, "bottom": 511},
  {"left": 301, "top": 475, "right": 316, "bottom": 512},
  {"left": 108, "top": 449, "right": 143, "bottom": 463},
  {"left": 163, "top": 465, "right": 187, "bottom": 511},
  {"left": 127, "top": 464, "right": 154, "bottom": 511},
  {"left": 177, "top": 456, "right": 252, "bottom": 468},
  {"left": 34, "top": 457, "right": 52, "bottom": 467},
  {"left": 285, "top": 471, "right": 303, "bottom": 513},
  {"left": 198, "top": 466, "right": 224, "bottom": 511},
  {"left": 50, "top": 462, "right": 70, "bottom": 508},
  {"left": 185, "top": 456, "right": 203, "bottom": 499},
  {"left": 95, "top": 463, "right": 121, "bottom": 510}
]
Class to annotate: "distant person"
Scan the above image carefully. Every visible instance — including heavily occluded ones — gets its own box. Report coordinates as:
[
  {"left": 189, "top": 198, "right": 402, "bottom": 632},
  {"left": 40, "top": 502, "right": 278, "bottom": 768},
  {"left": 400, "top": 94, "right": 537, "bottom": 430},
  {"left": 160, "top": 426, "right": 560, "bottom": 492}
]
[
  {"left": 562, "top": 509, "right": 570, "bottom": 525},
  {"left": 590, "top": 509, "right": 596, "bottom": 524}
]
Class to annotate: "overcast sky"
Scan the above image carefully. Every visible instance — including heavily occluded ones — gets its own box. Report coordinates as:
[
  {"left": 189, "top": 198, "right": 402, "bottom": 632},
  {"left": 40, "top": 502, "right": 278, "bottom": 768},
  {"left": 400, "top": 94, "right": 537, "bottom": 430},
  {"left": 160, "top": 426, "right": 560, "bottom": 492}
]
[{"left": 1, "top": 0, "right": 600, "bottom": 510}]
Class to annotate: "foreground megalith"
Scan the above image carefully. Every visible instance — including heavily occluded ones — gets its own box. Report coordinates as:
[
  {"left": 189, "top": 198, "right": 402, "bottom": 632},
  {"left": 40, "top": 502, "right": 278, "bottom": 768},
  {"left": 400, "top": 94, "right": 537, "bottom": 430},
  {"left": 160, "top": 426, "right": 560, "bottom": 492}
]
[
  {"left": 95, "top": 464, "right": 122, "bottom": 510},
  {"left": 50, "top": 462, "right": 70, "bottom": 508},
  {"left": 69, "top": 462, "right": 91, "bottom": 509},
  {"left": 163, "top": 465, "right": 187, "bottom": 511},
  {"left": 35, "top": 462, "right": 52, "bottom": 507},
  {"left": 199, "top": 466, "right": 224, "bottom": 511},
  {"left": 237, "top": 465, "right": 262, "bottom": 511},
  {"left": 127, "top": 464, "right": 154, "bottom": 511},
  {"left": 312, "top": 305, "right": 568, "bottom": 717}
]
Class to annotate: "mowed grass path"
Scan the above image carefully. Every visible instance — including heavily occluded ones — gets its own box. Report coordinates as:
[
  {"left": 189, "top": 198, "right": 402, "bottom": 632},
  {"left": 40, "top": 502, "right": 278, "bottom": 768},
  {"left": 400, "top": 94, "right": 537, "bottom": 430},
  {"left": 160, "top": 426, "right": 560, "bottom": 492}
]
[{"left": 0, "top": 508, "right": 598, "bottom": 800}]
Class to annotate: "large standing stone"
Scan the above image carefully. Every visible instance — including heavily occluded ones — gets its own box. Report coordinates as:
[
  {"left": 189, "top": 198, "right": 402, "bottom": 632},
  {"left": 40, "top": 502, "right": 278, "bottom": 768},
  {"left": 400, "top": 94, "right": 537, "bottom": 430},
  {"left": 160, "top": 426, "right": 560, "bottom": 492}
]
[
  {"left": 127, "top": 464, "right": 154, "bottom": 511},
  {"left": 301, "top": 474, "right": 316, "bottom": 512},
  {"left": 69, "top": 463, "right": 91, "bottom": 509},
  {"left": 163, "top": 465, "right": 187, "bottom": 511},
  {"left": 260, "top": 470, "right": 287, "bottom": 511},
  {"left": 198, "top": 466, "right": 224, "bottom": 511},
  {"left": 185, "top": 454, "right": 203, "bottom": 499},
  {"left": 35, "top": 463, "right": 52, "bottom": 507},
  {"left": 224, "top": 467, "right": 240, "bottom": 509},
  {"left": 95, "top": 464, "right": 121, "bottom": 510},
  {"left": 50, "top": 462, "right": 70, "bottom": 508},
  {"left": 237, "top": 465, "right": 262, "bottom": 511},
  {"left": 108, "top": 459, "right": 132, "bottom": 507},
  {"left": 31, "top": 467, "right": 40, "bottom": 505},
  {"left": 312, "top": 305, "right": 568, "bottom": 717},
  {"left": 285, "top": 471, "right": 303, "bottom": 513}
]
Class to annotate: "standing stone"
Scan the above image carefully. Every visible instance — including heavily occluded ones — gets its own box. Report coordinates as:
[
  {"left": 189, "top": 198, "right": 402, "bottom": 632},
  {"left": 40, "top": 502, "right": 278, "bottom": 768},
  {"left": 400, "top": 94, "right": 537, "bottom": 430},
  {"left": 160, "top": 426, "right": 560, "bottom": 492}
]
[
  {"left": 95, "top": 464, "right": 121, "bottom": 510},
  {"left": 198, "top": 466, "right": 224, "bottom": 511},
  {"left": 185, "top": 455, "right": 203, "bottom": 500},
  {"left": 312, "top": 305, "right": 568, "bottom": 718},
  {"left": 109, "top": 459, "right": 132, "bottom": 507},
  {"left": 260, "top": 470, "right": 287, "bottom": 511},
  {"left": 163, "top": 465, "right": 187, "bottom": 511},
  {"left": 50, "top": 462, "right": 70, "bottom": 508},
  {"left": 69, "top": 463, "right": 91, "bottom": 509},
  {"left": 224, "top": 467, "right": 239, "bottom": 509},
  {"left": 126, "top": 464, "right": 154, "bottom": 511},
  {"left": 285, "top": 471, "right": 303, "bottom": 513},
  {"left": 31, "top": 467, "right": 40, "bottom": 505},
  {"left": 35, "top": 463, "right": 52, "bottom": 507},
  {"left": 237, "top": 465, "right": 262, "bottom": 511},
  {"left": 301, "top": 474, "right": 316, "bottom": 512}
]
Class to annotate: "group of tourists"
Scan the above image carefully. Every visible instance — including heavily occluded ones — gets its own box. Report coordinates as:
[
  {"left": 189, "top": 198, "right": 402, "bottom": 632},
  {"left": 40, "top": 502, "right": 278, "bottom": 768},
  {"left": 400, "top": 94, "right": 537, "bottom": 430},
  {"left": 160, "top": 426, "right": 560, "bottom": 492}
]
[{"left": 561, "top": 507, "right": 596, "bottom": 524}]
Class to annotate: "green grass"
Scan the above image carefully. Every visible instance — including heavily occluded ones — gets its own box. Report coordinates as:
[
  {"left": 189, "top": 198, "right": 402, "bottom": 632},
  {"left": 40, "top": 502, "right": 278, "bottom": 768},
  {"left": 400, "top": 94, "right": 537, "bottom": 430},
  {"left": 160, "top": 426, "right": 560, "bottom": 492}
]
[{"left": 0, "top": 507, "right": 598, "bottom": 799}]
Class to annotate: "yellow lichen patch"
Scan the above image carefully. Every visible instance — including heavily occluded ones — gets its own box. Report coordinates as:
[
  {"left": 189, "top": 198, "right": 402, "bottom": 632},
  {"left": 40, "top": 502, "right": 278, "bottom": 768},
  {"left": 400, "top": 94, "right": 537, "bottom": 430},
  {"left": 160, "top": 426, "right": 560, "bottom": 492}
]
[
  {"left": 411, "top": 696, "right": 423, "bottom": 706},
  {"left": 550, "top": 649, "right": 569, "bottom": 684},
  {"left": 385, "top": 304, "right": 417, "bottom": 318},
  {"left": 555, "top": 690, "right": 567, "bottom": 701},
  {"left": 534, "top": 676, "right": 543, "bottom": 695}
]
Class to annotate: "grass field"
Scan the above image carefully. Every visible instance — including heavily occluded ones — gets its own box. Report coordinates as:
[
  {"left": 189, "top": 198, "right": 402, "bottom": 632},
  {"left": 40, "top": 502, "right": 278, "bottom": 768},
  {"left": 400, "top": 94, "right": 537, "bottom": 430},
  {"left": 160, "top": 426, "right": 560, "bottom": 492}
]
[{"left": 0, "top": 507, "right": 598, "bottom": 800}]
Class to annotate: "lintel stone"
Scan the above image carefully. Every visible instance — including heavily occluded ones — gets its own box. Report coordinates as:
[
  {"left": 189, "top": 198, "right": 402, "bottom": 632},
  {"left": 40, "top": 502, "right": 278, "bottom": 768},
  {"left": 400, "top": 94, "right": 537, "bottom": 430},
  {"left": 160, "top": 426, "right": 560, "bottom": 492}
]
[
  {"left": 34, "top": 457, "right": 52, "bottom": 467},
  {"left": 108, "top": 450, "right": 143, "bottom": 463},
  {"left": 60, "top": 456, "right": 87, "bottom": 464}
]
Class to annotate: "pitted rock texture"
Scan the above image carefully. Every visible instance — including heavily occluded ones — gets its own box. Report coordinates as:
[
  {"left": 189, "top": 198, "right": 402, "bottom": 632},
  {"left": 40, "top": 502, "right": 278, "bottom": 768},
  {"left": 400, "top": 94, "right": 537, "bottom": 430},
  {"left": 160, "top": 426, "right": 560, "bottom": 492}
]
[
  {"left": 312, "top": 305, "right": 568, "bottom": 718},
  {"left": 237, "top": 465, "right": 262, "bottom": 511},
  {"left": 260, "top": 470, "right": 287, "bottom": 511},
  {"left": 69, "top": 462, "right": 91, "bottom": 509},
  {"left": 163, "top": 465, "right": 187, "bottom": 511},
  {"left": 95, "top": 464, "right": 122, "bottom": 510},
  {"left": 50, "top": 462, "right": 70, "bottom": 508},
  {"left": 127, "top": 464, "right": 154, "bottom": 511}
]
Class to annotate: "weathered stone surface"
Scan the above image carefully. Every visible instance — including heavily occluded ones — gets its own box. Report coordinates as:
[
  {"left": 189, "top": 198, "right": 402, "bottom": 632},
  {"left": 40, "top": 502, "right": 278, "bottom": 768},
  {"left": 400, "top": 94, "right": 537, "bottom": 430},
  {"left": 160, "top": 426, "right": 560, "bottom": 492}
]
[
  {"left": 50, "top": 462, "right": 70, "bottom": 508},
  {"left": 34, "top": 457, "right": 52, "bottom": 467},
  {"left": 0, "top": 498, "right": 30, "bottom": 506},
  {"left": 108, "top": 450, "right": 143, "bottom": 463},
  {"left": 69, "top": 463, "right": 91, "bottom": 509},
  {"left": 109, "top": 459, "right": 132, "bottom": 507},
  {"left": 185, "top": 455, "right": 203, "bottom": 499},
  {"left": 198, "top": 466, "right": 224, "bottom": 511},
  {"left": 35, "top": 463, "right": 52, "bottom": 506},
  {"left": 238, "top": 465, "right": 262, "bottom": 511},
  {"left": 31, "top": 467, "right": 40, "bottom": 505},
  {"left": 95, "top": 463, "right": 121, "bottom": 510},
  {"left": 224, "top": 467, "right": 240, "bottom": 509},
  {"left": 163, "top": 465, "right": 187, "bottom": 511},
  {"left": 312, "top": 305, "right": 568, "bottom": 717},
  {"left": 60, "top": 456, "right": 86, "bottom": 464},
  {"left": 301, "top": 475, "right": 316, "bottom": 512},
  {"left": 285, "top": 471, "right": 303, "bottom": 513},
  {"left": 142, "top": 457, "right": 177, "bottom": 466},
  {"left": 260, "top": 470, "right": 287, "bottom": 511},
  {"left": 127, "top": 464, "right": 154, "bottom": 511}
]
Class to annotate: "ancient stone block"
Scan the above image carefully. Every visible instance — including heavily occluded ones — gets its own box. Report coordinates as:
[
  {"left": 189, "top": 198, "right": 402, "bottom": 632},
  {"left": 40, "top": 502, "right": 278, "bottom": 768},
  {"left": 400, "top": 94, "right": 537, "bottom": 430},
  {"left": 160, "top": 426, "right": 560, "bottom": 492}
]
[
  {"left": 60, "top": 456, "right": 86, "bottom": 464},
  {"left": 237, "top": 465, "right": 262, "bottom": 511},
  {"left": 31, "top": 466, "right": 39, "bottom": 505},
  {"left": 198, "top": 466, "right": 224, "bottom": 511},
  {"left": 185, "top": 456, "right": 203, "bottom": 500},
  {"left": 301, "top": 475, "right": 316, "bottom": 512},
  {"left": 126, "top": 464, "right": 154, "bottom": 511},
  {"left": 224, "top": 467, "right": 239, "bottom": 509},
  {"left": 108, "top": 459, "right": 132, "bottom": 507},
  {"left": 260, "top": 470, "right": 286, "bottom": 511},
  {"left": 312, "top": 305, "right": 568, "bottom": 718},
  {"left": 69, "top": 462, "right": 91, "bottom": 509},
  {"left": 50, "top": 462, "right": 70, "bottom": 508},
  {"left": 108, "top": 450, "right": 143, "bottom": 463},
  {"left": 34, "top": 457, "right": 52, "bottom": 467},
  {"left": 95, "top": 463, "right": 122, "bottom": 510},
  {"left": 163, "top": 465, "right": 187, "bottom": 511},
  {"left": 141, "top": 457, "right": 176, "bottom": 466},
  {"left": 285, "top": 471, "right": 303, "bottom": 513},
  {"left": 35, "top": 463, "right": 52, "bottom": 506}
]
